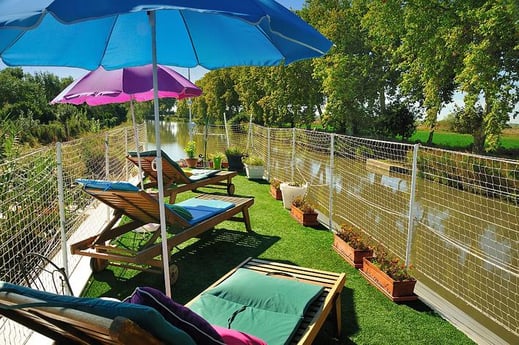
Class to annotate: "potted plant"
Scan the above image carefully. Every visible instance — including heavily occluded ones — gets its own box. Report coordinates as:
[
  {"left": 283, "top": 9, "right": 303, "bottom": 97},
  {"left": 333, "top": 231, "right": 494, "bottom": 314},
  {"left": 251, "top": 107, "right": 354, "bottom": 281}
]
[
  {"left": 243, "top": 154, "right": 265, "bottom": 180},
  {"left": 280, "top": 181, "right": 308, "bottom": 209},
  {"left": 184, "top": 140, "right": 198, "bottom": 168},
  {"left": 225, "top": 146, "right": 245, "bottom": 172},
  {"left": 332, "top": 224, "right": 373, "bottom": 269},
  {"left": 209, "top": 151, "right": 226, "bottom": 170},
  {"left": 269, "top": 178, "right": 283, "bottom": 200},
  {"left": 290, "top": 195, "right": 319, "bottom": 227},
  {"left": 360, "top": 244, "right": 417, "bottom": 302}
]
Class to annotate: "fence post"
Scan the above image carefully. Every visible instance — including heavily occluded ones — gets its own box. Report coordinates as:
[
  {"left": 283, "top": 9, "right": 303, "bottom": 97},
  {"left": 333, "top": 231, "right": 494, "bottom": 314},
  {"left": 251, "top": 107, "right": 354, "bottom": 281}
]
[
  {"left": 267, "top": 127, "right": 271, "bottom": 181},
  {"left": 105, "top": 133, "right": 110, "bottom": 220},
  {"left": 56, "top": 142, "right": 69, "bottom": 278},
  {"left": 328, "top": 134, "right": 335, "bottom": 232},
  {"left": 125, "top": 128, "right": 129, "bottom": 181},
  {"left": 405, "top": 144, "right": 420, "bottom": 266},
  {"left": 291, "top": 128, "right": 296, "bottom": 181}
]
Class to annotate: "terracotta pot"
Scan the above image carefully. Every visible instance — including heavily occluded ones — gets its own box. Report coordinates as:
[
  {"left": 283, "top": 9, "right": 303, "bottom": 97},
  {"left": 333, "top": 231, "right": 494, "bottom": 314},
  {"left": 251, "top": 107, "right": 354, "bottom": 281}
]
[
  {"left": 332, "top": 234, "right": 373, "bottom": 269},
  {"left": 290, "top": 204, "right": 319, "bottom": 227},
  {"left": 270, "top": 185, "right": 282, "bottom": 200},
  {"left": 360, "top": 257, "right": 417, "bottom": 302},
  {"left": 184, "top": 157, "right": 198, "bottom": 168}
]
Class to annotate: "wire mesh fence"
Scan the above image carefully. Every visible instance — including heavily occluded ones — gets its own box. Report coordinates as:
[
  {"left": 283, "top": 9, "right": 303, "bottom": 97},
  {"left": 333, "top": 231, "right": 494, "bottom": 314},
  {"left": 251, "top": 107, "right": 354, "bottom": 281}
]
[
  {"left": 0, "top": 123, "right": 146, "bottom": 345},
  {"left": 1, "top": 122, "right": 517, "bottom": 343}
]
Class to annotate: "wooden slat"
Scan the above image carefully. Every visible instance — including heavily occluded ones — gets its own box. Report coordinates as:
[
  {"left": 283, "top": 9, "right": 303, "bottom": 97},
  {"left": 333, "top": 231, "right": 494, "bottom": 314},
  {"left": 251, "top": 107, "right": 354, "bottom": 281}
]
[{"left": 186, "top": 257, "right": 346, "bottom": 345}]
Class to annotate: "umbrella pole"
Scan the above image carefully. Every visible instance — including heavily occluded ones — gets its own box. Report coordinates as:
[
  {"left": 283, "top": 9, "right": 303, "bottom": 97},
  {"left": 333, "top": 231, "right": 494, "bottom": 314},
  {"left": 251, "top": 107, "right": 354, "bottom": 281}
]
[
  {"left": 149, "top": 10, "right": 172, "bottom": 297},
  {"left": 130, "top": 99, "right": 145, "bottom": 190}
]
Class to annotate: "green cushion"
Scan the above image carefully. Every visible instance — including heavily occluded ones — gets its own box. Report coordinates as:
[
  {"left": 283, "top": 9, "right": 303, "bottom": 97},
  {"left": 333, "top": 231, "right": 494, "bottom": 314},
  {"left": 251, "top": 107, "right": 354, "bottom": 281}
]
[
  {"left": 0, "top": 282, "right": 195, "bottom": 345},
  {"left": 166, "top": 204, "right": 193, "bottom": 221},
  {"left": 188, "top": 268, "right": 323, "bottom": 345},
  {"left": 191, "top": 294, "right": 300, "bottom": 345}
]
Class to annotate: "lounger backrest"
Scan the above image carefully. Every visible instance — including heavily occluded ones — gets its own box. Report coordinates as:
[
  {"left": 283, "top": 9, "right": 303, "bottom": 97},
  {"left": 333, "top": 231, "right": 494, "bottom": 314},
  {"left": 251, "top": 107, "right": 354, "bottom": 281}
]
[
  {"left": 76, "top": 179, "right": 191, "bottom": 227},
  {"left": 127, "top": 150, "right": 191, "bottom": 185},
  {"left": 0, "top": 281, "right": 195, "bottom": 345}
]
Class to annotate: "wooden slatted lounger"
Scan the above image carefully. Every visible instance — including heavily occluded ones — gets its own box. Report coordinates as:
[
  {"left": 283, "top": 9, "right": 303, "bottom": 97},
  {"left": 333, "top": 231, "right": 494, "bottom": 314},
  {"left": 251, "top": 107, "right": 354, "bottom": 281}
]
[
  {"left": 127, "top": 150, "right": 237, "bottom": 202},
  {"left": 187, "top": 257, "right": 347, "bottom": 345},
  {"left": 70, "top": 179, "right": 254, "bottom": 279},
  {"left": 0, "top": 258, "right": 345, "bottom": 345}
]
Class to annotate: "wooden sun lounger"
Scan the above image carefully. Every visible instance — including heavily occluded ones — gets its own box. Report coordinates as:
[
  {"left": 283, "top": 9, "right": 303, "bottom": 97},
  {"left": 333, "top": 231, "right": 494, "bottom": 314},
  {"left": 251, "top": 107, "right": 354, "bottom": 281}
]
[
  {"left": 127, "top": 150, "right": 237, "bottom": 202},
  {"left": 0, "top": 289, "right": 164, "bottom": 345},
  {"left": 0, "top": 258, "right": 345, "bottom": 345},
  {"left": 186, "top": 257, "right": 347, "bottom": 345},
  {"left": 71, "top": 181, "right": 253, "bottom": 277}
]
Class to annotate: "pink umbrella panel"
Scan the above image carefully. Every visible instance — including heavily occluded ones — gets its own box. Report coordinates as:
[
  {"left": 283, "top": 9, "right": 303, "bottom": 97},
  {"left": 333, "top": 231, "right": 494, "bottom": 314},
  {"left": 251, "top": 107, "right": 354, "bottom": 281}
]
[{"left": 51, "top": 64, "right": 202, "bottom": 106}]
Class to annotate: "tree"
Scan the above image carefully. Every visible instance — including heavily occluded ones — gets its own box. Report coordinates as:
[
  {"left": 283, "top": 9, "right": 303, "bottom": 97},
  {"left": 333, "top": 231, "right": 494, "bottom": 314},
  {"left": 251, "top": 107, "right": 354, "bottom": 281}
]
[
  {"left": 374, "top": 102, "right": 417, "bottom": 140},
  {"left": 308, "top": 0, "right": 392, "bottom": 135},
  {"left": 453, "top": 0, "right": 518, "bottom": 153}
]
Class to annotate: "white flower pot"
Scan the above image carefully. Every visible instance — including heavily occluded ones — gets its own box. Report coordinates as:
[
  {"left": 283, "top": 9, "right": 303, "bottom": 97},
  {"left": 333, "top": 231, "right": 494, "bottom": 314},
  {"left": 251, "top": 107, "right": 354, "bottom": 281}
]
[
  {"left": 280, "top": 182, "right": 308, "bottom": 209},
  {"left": 245, "top": 164, "right": 265, "bottom": 180}
]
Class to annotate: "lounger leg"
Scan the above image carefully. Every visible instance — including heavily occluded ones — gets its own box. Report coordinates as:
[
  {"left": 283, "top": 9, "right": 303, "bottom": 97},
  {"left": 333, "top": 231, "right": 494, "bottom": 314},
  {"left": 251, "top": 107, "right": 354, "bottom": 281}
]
[{"left": 242, "top": 207, "right": 252, "bottom": 232}]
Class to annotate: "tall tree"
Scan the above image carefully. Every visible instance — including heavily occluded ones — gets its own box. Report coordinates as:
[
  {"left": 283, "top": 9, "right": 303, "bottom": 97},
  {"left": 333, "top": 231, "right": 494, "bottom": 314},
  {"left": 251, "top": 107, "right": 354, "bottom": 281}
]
[{"left": 453, "top": 0, "right": 518, "bottom": 152}]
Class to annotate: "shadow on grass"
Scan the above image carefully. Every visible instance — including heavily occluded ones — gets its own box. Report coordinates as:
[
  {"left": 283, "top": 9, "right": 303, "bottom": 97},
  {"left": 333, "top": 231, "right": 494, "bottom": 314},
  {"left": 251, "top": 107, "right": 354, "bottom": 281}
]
[{"left": 83, "top": 228, "right": 280, "bottom": 302}]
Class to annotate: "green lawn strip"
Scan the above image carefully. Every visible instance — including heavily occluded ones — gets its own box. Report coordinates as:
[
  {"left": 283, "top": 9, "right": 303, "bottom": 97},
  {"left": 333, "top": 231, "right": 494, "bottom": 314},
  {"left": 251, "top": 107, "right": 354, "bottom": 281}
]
[
  {"left": 410, "top": 130, "right": 519, "bottom": 150},
  {"left": 81, "top": 174, "right": 475, "bottom": 345}
]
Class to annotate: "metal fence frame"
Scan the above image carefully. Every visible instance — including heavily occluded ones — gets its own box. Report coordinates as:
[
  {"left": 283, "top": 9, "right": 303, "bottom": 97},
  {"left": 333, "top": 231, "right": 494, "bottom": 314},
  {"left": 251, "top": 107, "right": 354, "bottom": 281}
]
[{"left": 1, "top": 122, "right": 517, "bottom": 344}]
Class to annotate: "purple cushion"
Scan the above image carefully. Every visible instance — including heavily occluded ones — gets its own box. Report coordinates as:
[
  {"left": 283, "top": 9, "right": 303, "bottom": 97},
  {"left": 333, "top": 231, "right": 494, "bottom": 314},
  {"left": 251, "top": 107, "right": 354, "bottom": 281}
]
[
  {"left": 126, "top": 287, "right": 224, "bottom": 345},
  {"left": 212, "top": 325, "right": 267, "bottom": 345}
]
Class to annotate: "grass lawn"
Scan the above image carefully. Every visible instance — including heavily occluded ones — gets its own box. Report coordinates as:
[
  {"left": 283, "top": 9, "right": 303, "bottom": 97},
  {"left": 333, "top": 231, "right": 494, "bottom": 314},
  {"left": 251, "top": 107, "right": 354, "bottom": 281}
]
[
  {"left": 81, "top": 174, "right": 475, "bottom": 345},
  {"left": 410, "top": 127, "right": 519, "bottom": 150}
]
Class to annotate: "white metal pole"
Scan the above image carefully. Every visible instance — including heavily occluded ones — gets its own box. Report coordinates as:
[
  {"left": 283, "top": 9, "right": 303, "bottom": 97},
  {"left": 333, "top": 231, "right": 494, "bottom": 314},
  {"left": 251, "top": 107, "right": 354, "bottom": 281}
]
[
  {"left": 223, "top": 113, "right": 230, "bottom": 147},
  {"left": 405, "top": 144, "right": 420, "bottom": 266},
  {"left": 266, "top": 127, "right": 271, "bottom": 181},
  {"left": 105, "top": 133, "right": 110, "bottom": 221},
  {"left": 130, "top": 99, "right": 145, "bottom": 189},
  {"left": 291, "top": 128, "right": 296, "bottom": 181},
  {"left": 328, "top": 134, "right": 335, "bottom": 232},
  {"left": 149, "top": 10, "right": 172, "bottom": 297},
  {"left": 56, "top": 142, "right": 69, "bottom": 288}
]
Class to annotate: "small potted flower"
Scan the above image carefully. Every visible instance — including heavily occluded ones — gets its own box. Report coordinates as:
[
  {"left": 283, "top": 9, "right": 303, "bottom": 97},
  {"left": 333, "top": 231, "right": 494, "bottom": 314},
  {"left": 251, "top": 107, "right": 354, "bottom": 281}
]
[
  {"left": 332, "top": 224, "right": 373, "bottom": 269},
  {"left": 224, "top": 146, "right": 245, "bottom": 172},
  {"left": 290, "top": 195, "right": 319, "bottom": 227},
  {"left": 269, "top": 178, "right": 283, "bottom": 200},
  {"left": 184, "top": 140, "right": 198, "bottom": 168},
  {"left": 209, "top": 151, "right": 226, "bottom": 170},
  {"left": 243, "top": 154, "right": 265, "bottom": 180},
  {"left": 360, "top": 244, "right": 417, "bottom": 302}
]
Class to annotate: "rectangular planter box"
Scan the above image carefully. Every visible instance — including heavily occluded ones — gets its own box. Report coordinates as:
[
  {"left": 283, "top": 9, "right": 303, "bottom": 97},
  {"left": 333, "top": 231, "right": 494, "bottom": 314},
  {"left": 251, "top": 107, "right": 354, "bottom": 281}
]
[
  {"left": 360, "top": 257, "right": 417, "bottom": 302},
  {"left": 290, "top": 205, "right": 319, "bottom": 227},
  {"left": 332, "top": 234, "right": 373, "bottom": 269},
  {"left": 245, "top": 164, "right": 265, "bottom": 180},
  {"left": 270, "top": 185, "right": 282, "bottom": 200}
]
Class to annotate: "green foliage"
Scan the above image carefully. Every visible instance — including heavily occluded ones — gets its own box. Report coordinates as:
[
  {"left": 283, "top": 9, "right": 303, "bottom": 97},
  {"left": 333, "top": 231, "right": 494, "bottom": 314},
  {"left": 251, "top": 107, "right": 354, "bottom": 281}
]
[
  {"left": 184, "top": 140, "right": 197, "bottom": 158},
  {"left": 0, "top": 67, "right": 126, "bottom": 154},
  {"left": 291, "top": 195, "right": 316, "bottom": 214},
  {"left": 374, "top": 102, "right": 417, "bottom": 140},
  {"left": 224, "top": 146, "right": 244, "bottom": 156},
  {"left": 337, "top": 224, "right": 371, "bottom": 251},
  {"left": 243, "top": 155, "right": 264, "bottom": 166},
  {"left": 372, "top": 244, "right": 414, "bottom": 282}
]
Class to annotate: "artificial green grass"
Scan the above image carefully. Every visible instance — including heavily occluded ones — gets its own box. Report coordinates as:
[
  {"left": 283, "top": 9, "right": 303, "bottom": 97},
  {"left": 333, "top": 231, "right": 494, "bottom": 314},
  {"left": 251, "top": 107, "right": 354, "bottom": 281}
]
[{"left": 81, "top": 174, "right": 475, "bottom": 345}]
